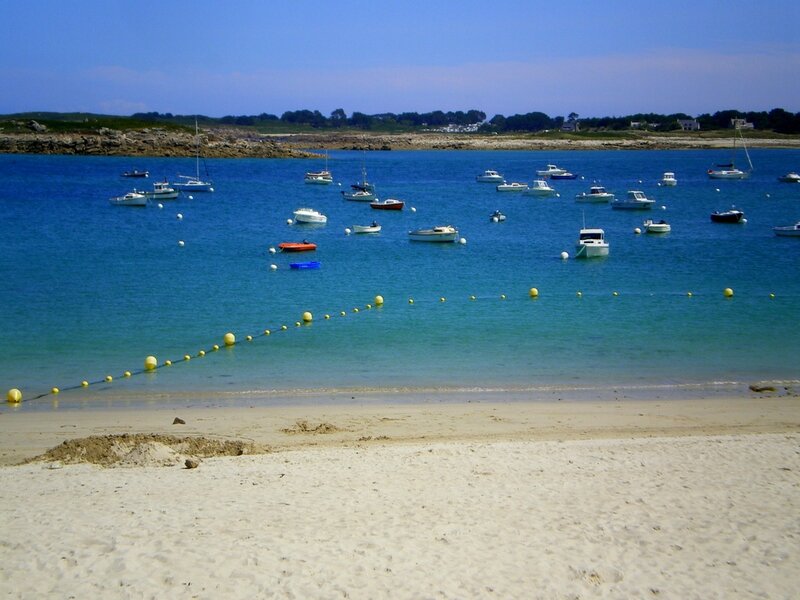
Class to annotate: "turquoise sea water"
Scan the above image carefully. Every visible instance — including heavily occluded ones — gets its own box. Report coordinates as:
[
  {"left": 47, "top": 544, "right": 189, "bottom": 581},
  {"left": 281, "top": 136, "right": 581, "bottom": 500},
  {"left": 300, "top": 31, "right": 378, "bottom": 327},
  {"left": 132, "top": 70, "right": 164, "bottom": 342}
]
[{"left": 1, "top": 149, "right": 799, "bottom": 410}]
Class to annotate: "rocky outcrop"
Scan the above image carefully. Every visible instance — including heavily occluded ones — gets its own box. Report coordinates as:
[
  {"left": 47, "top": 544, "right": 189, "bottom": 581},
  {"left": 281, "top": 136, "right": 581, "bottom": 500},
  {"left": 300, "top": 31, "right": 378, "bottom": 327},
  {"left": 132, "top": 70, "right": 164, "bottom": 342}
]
[{"left": 0, "top": 127, "right": 314, "bottom": 158}]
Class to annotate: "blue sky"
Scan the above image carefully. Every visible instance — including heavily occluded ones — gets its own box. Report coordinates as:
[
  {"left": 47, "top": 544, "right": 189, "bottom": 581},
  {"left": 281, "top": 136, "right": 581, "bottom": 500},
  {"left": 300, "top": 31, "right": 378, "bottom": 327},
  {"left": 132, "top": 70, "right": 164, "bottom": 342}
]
[{"left": 2, "top": 0, "right": 799, "bottom": 119}]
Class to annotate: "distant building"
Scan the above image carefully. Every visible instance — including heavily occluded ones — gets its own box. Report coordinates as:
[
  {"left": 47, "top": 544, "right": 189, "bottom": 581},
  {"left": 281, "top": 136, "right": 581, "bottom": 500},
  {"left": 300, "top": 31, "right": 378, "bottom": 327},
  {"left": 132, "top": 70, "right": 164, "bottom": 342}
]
[
  {"left": 731, "top": 118, "right": 754, "bottom": 129},
  {"left": 677, "top": 119, "right": 700, "bottom": 131},
  {"left": 561, "top": 120, "right": 580, "bottom": 132}
]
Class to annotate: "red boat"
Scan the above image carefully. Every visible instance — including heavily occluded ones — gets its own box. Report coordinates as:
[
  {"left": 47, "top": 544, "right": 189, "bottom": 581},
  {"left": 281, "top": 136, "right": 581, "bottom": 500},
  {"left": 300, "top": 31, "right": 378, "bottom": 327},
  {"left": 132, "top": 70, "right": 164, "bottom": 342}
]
[
  {"left": 370, "top": 198, "right": 404, "bottom": 210},
  {"left": 279, "top": 241, "right": 317, "bottom": 252}
]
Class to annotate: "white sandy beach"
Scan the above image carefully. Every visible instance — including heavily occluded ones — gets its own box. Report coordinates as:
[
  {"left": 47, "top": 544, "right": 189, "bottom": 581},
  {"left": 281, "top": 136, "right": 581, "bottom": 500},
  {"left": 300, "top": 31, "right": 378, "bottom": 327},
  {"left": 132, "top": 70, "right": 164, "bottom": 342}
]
[{"left": 1, "top": 397, "right": 799, "bottom": 598}]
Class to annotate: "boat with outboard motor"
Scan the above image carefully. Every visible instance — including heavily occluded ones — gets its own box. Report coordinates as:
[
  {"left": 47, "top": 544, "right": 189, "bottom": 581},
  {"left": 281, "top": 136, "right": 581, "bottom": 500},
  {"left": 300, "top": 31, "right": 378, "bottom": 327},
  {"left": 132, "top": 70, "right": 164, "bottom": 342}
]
[{"left": 408, "top": 225, "right": 459, "bottom": 242}]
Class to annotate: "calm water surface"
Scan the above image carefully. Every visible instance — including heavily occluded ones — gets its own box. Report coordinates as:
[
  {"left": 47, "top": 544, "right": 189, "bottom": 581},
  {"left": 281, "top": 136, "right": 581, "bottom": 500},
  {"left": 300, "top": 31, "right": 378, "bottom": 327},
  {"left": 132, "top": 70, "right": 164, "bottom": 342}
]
[{"left": 1, "top": 149, "right": 799, "bottom": 410}]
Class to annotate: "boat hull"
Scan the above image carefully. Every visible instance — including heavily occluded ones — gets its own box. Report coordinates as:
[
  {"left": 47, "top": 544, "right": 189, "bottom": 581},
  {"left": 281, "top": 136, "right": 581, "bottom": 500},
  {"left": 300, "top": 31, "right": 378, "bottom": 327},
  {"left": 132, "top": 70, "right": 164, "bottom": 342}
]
[
  {"left": 710, "top": 211, "right": 745, "bottom": 224},
  {"left": 279, "top": 243, "right": 317, "bottom": 252},
  {"left": 575, "top": 243, "right": 609, "bottom": 258},
  {"left": 173, "top": 180, "right": 213, "bottom": 192},
  {"left": 353, "top": 225, "right": 381, "bottom": 234},
  {"left": 290, "top": 261, "right": 321, "bottom": 269},
  {"left": 370, "top": 200, "right": 404, "bottom": 210},
  {"left": 773, "top": 226, "right": 800, "bottom": 237},
  {"left": 707, "top": 170, "right": 749, "bottom": 180},
  {"left": 409, "top": 227, "right": 459, "bottom": 242}
]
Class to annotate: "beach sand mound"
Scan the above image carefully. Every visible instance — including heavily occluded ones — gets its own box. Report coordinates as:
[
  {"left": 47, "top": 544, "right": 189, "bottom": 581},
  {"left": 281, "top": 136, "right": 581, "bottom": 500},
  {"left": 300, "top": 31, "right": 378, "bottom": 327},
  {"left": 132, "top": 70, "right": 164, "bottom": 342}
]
[
  {"left": 28, "top": 433, "right": 266, "bottom": 467},
  {"left": 281, "top": 419, "right": 342, "bottom": 435}
]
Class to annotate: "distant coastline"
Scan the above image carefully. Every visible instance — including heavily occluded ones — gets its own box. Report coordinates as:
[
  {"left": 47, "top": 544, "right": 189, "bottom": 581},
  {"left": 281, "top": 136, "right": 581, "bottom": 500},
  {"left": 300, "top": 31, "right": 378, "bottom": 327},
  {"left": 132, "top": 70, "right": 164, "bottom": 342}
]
[{"left": 2, "top": 127, "right": 800, "bottom": 157}]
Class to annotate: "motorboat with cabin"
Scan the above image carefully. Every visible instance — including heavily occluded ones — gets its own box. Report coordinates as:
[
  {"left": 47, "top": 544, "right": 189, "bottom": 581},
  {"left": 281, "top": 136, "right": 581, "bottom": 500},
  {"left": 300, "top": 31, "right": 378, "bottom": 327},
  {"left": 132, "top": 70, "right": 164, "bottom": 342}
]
[
  {"left": 292, "top": 207, "right": 328, "bottom": 224},
  {"left": 575, "top": 227, "right": 609, "bottom": 258},
  {"left": 476, "top": 170, "right": 505, "bottom": 183},
  {"left": 536, "top": 164, "right": 567, "bottom": 177},
  {"left": 660, "top": 172, "right": 677, "bottom": 186},
  {"left": 143, "top": 180, "right": 179, "bottom": 200},
  {"left": 777, "top": 172, "right": 800, "bottom": 183},
  {"left": 109, "top": 191, "right": 147, "bottom": 207},
  {"left": 370, "top": 198, "right": 404, "bottom": 210},
  {"left": 612, "top": 190, "right": 655, "bottom": 210},
  {"left": 576, "top": 186, "right": 614, "bottom": 203},
  {"left": 523, "top": 179, "right": 557, "bottom": 197}
]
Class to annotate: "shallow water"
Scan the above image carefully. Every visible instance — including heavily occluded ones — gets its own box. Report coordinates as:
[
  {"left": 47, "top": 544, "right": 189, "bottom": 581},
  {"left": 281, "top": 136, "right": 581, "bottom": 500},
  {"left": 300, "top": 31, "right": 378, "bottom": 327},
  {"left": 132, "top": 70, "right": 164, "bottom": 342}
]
[{"left": 1, "top": 149, "right": 799, "bottom": 410}]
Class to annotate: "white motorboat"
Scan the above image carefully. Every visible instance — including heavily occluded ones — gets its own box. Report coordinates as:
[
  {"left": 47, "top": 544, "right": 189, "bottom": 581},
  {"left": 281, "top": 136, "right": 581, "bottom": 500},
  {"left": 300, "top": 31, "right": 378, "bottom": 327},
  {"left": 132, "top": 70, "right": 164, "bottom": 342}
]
[
  {"left": 490, "top": 210, "right": 506, "bottom": 222},
  {"left": 496, "top": 182, "right": 528, "bottom": 192},
  {"left": 353, "top": 222, "right": 382, "bottom": 234},
  {"left": 293, "top": 207, "right": 328, "bottom": 224},
  {"left": 612, "top": 190, "right": 655, "bottom": 210},
  {"left": 476, "top": 170, "right": 504, "bottom": 183},
  {"left": 536, "top": 164, "right": 567, "bottom": 177},
  {"left": 173, "top": 120, "right": 214, "bottom": 192},
  {"left": 777, "top": 172, "right": 800, "bottom": 183},
  {"left": 643, "top": 219, "right": 671, "bottom": 233},
  {"left": 575, "top": 227, "right": 609, "bottom": 258},
  {"left": 660, "top": 172, "right": 677, "bottom": 186},
  {"left": 773, "top": 222, "right": 800, "bottom": 237},
  {"left": 342, "top": 189, "right": 376, "bottom": 201},
  {"left": 109, "top": 191, "right": 147, "bottom": 207},
  {"left": 523, "top": 179, "right": 557, "bottom": 197},
  {"left": 409, "top": 225, "right": 459, "bottom": 242},
  {"left": 143, "top": 180, "right": 179, "bottom": 200},
  {"left": 576, "top": 186, "right": 615, "bottom": 203}
]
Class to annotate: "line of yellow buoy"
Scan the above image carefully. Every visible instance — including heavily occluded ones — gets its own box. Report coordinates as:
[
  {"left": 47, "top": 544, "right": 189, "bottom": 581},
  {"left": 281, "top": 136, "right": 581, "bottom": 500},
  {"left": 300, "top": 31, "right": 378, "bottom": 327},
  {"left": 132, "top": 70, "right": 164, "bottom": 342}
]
[
  {"left": 5, "top": 287, "right": 783, "bottom": 404},
  {"left": 6, "top": 295, "right": 386, "bottom": 404}
]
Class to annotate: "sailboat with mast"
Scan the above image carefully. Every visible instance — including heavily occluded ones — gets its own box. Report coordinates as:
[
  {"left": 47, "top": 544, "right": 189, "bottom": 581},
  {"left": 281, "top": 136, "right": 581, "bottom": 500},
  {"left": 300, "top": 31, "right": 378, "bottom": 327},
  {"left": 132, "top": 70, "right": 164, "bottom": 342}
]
[
  {"left": 173, "top": 119, "right": 214, "bottom": 192},
  {"left": 304, "top": 151, "right": 333, "bottom": 184},
  {"left": 707, "top": 124, "right": 753, "bottom": 180}
]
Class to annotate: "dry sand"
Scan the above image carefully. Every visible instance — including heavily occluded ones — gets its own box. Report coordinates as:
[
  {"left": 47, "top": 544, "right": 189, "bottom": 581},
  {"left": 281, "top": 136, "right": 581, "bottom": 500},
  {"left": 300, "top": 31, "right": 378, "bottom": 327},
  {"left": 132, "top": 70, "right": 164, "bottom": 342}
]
[{"left": 1, "top": 396, "right": 799, "bottom": 598}]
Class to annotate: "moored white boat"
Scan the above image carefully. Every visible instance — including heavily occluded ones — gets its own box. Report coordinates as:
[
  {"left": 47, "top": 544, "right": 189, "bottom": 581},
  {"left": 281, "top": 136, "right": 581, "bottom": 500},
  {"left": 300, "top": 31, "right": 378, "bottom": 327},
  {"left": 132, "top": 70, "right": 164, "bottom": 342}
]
[
  {"left": 576, "top": 186, "right": 614, "bottom": 203},
  {"left": 707, "top": 125, "right": 753, "bottom": 179},
  {"left": 293, "top": 207, "right": 328, "bottom": 224},
  {"left": 643, "top": 219, "right": 671, "bottom": 233},
  {"left": 353, "top": 222, "right": 382, "bottom": 234},
  {"left": 408, "top": 225, "right": 459, "bottom": 242},
  {"left": 523, "top": 179, "right": 557, "bottom": 197},
  {"left": 173, "top": 120, "right": 213, "bottom": 192},
  {"left": 660, "top": 172, "right": 677, "bottom": 186},
  {"left": 496, "top": 182, "right": 528, "bottom": 192},
  {"left": 772, "top": 222, "right": 800, "bottom": 237},
  {"left": 575, "top": 227, "right": 609, "bottom": 258},
  {"left": 143, "top": 180, "right": 179, "bottom": 200},
  {"left": 612, "top": 190, "right": 655, "bottom": 210},
  {"left": 342, "top": 189, "right": 376, "bottom": 201},
  {"left": 476, "top": 170, "right": 504, "bottom": 183},
  {"left": 304, "top": 170, "right": 333, "bottom": 185},
  {"left": 109, "top": 191, "right": 147, "bottom": 207},
  {"left": 777, "top": 172, "right": 800, "bottom": 183},
  {"left": 536, "top": 164, "right": 567, "bottom": 177}
]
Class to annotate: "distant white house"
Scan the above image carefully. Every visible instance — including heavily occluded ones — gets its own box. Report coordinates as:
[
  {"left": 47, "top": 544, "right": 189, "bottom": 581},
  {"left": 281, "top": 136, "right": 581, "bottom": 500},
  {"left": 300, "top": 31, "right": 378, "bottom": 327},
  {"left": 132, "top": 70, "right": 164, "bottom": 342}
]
[
  {"left": 731, "top": 118, "right": 754, "bottom": 129},
  {"left": 677, "top": 119, "right": 700, "bottom": 131},
  {"left": 561, "top": 120, "right": 580, "bottom": 132}
]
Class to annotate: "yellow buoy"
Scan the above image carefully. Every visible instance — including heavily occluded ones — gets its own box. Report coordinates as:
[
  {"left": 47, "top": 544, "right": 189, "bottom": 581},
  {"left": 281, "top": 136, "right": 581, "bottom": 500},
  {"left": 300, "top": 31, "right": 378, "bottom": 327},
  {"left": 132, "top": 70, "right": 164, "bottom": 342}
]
[
  {"left": 184, "top": 354, "right": 191, "bottom": 361},
  {"left": 353, "top": 307, "right": 359, "bottom": 313},
  {"left": 613, "top": 291, "right": 619, "bottom": 297},
  {"left": 408, "top": 298, "right": 414, "bottom": 304},
  {"left": 212, "top": 344, "right": 220, "bottom": 351},
  {"left": 687, "top": 291, "right": 693, "bottom": 297},
  {"left": 81, "top": 380, "right": 89, "bottom": 387},
  {"left": 366, "top": 304, "right": 372, "bottom": 309},
  {"left": 440, "top": 297, "right": 446, "bottom": 302},
  {"left": 51, "top": 387, "right": 59, "bottom": 395},
  {"left": 470, "top": 295, "right": 476, "bottom": 301},
  {"left": 723, "top": 287, "right": 734, "bottom": 298},
  {"left": 224, "top": 332, "right": 236, "bottom": 346},
  {"left": 769, "top": 293, "right": 775, "bottom": 299},
  {"left": 7, "top": 388, "right": 22, "bottom": 403},
  {"left": 529, "top": 288, "right": 539, "bottom": 298},
  {"left": 165, "top": 360, "right": 172, "bottom": 366},
  {"left": 324, "top": 314, "right": 330, "bottom": 319},
  {"left": 500, "top": 294, "right": 506, "bottom": 300},
  {"left": 374, "top": 295, "right": 384, "bottom": 306},
  {"left": 576, "top": 291, "right": 583, "bottom": 298},
  {"left": 144, "top": 355, "right": 158, "bottom": 371},
  {"left": 295, "top": 321, "right": 301, "bottom": 327},
  {"left": 302, "top": 311, "right": 313, "bottom": 322},
  {"left": 340, "top": 312, "right": 346, "bottom": 317},
  {"left": 281, "top": 324, "right": 288, "bottom": 330},
  {"left": 105, "top": 375, "right": 113, "bottom": 383},
  {"left": 198, "top": 350, "right": 205, "bottom": 357},
  {"left": 264, "top": 329, "right": 271, "bottom": 336}
]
